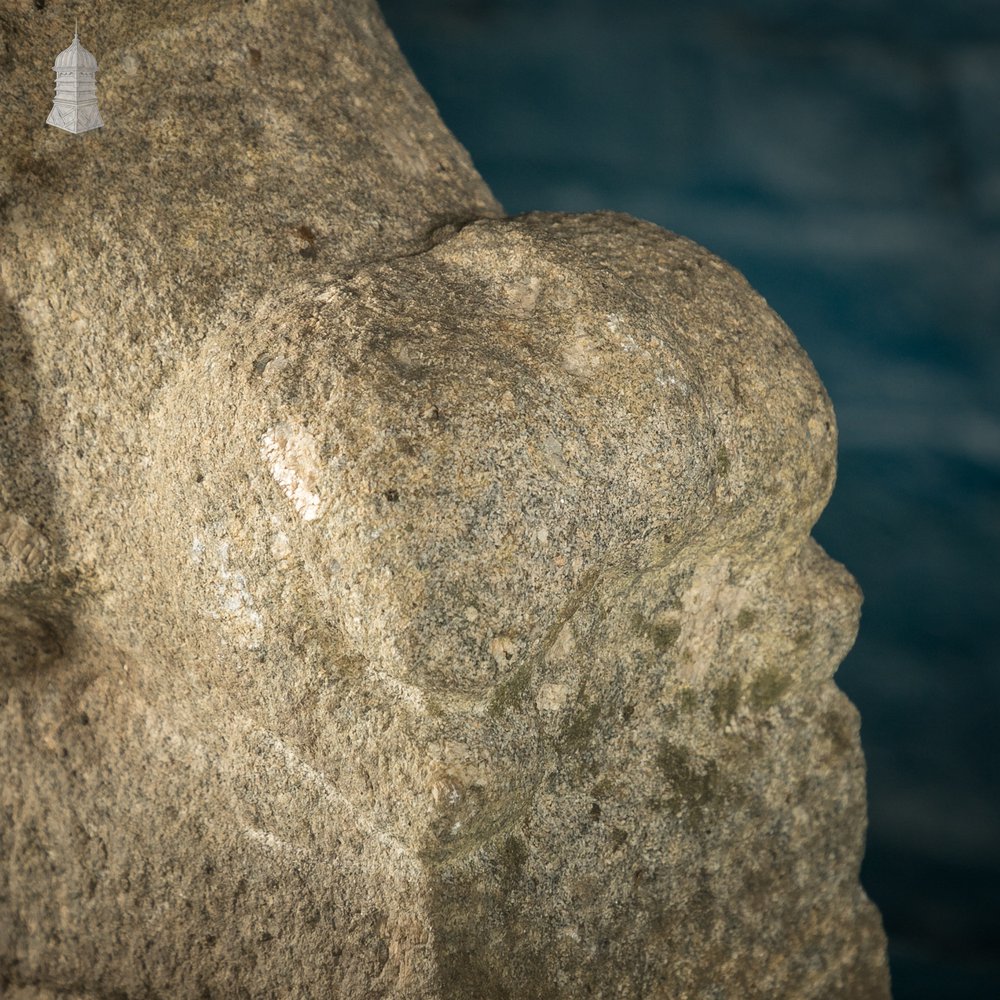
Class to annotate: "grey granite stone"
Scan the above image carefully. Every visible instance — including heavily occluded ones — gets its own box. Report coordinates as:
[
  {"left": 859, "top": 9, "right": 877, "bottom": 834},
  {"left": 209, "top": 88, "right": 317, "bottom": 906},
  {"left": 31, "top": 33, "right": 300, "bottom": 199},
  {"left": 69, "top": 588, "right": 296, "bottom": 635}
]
[{"left": 0, "top": 1, "right": 890, "bottom": 997}]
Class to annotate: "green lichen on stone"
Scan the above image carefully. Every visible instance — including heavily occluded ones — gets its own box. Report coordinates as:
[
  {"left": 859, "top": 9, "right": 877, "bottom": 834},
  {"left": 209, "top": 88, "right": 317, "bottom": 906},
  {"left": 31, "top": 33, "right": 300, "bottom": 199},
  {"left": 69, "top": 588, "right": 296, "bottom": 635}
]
[
  {"left": 590, "top": 776, "right": 616, "bottom": 800},
  {"left": 494, "top": 833, "right": 528, "bottom": 896},
  {"left": 678, "top": 687, "right": 699, "bottom": 712},
  {"left": 736, "top": 608, "right": 757, "bottom": 630},
  {"left": 435, "top": 943, "right": 514, "bottom": 1000},
  {"left": 557, "top": 699, "right": 601, "bottom": 753},
  {"left": 655, "top": 740, "right": 689, "bottom": 779},
  {"left": 431, "top": 846, "right": 555, "bottom": 1000},
  {"left": 655, "top": 739, "right": 720, "bottom": 815},
  {"left": 821, "top": 703, "right": 856, "bottom": 756},
  {"left": 631, "top": 612, "right": 682, "bottom": 656},
  {"left": 749, "top": 666, "right": 793, "bottom": 711},
  {"left": 711, "top": 674, "right": 742, "bottom": 725},
  {"left": 652, "top": 622, "right": 681, "bottom": 652},
  {"left": 488, "top": 661, "right": 532, "bottom": 718}
]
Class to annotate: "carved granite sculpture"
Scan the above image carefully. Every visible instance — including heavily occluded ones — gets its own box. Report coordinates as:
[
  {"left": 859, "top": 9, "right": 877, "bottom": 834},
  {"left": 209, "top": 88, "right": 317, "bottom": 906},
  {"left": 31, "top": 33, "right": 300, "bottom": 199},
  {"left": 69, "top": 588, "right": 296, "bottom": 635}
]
[{"left": 0, "top": 1, "right": 891, "bottom": 997}]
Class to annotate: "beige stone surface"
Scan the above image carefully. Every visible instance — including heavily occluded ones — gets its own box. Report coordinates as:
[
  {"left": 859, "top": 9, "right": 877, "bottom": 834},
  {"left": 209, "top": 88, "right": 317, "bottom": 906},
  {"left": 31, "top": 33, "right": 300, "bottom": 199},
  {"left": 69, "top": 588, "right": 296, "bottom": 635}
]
[{"left": 0, "top": 1, "right": 890, "bottom": 997}]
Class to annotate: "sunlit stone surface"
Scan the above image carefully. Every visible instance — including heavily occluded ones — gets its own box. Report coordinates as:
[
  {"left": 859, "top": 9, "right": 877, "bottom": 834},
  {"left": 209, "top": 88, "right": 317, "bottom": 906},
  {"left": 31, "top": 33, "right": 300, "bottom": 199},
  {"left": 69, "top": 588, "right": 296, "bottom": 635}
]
[{"left": 0, "top": 2, "right": 889, "bottom": 996}]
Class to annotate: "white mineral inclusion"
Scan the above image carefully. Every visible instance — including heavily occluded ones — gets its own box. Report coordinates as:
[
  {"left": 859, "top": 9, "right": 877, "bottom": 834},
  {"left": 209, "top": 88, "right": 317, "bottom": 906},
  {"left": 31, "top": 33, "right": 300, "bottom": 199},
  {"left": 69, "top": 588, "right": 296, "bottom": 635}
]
[
  {"left": 261, "top": 422, "right": 325, "bottom": 521},
  {"left": 536, "top": 683, "right": 570, "bottom": 712},
  {"left": 676, "top": 555, "right": 752, "bottom": 683},
  {"left": 214, "top": 540, "right": 263, "bottom": 632}
]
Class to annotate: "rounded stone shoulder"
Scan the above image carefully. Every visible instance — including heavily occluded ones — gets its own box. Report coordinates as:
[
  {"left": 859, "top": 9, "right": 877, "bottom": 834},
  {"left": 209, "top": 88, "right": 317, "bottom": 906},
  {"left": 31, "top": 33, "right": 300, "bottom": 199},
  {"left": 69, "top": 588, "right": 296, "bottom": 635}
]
[
  {"left": 160, "top": 210, "right": 839, "bottom": 693},
  {"left": 292, "top": 209, "right": 837, "bottom": 551}
]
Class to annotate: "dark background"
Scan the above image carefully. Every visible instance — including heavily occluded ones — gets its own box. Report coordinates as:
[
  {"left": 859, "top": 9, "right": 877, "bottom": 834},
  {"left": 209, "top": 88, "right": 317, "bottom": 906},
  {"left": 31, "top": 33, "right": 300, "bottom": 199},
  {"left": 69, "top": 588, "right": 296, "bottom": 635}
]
[{"left": 378, "top": 1, "right": 1000, "bottom": 996}]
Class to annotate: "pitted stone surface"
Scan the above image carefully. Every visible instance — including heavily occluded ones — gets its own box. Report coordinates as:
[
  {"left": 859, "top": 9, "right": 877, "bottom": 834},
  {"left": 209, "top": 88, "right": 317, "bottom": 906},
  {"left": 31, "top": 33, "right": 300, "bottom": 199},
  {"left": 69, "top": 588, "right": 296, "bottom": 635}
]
[{"left": 0, "top": 1, "right": 889, "bottom": 998}]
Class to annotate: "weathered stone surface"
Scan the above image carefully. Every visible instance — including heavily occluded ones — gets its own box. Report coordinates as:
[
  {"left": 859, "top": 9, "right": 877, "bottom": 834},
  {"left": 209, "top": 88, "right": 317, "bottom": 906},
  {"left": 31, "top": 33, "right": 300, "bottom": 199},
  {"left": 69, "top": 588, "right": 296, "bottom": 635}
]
[{"left": 0, "top": 1, "right": 890, "bottom": 998}]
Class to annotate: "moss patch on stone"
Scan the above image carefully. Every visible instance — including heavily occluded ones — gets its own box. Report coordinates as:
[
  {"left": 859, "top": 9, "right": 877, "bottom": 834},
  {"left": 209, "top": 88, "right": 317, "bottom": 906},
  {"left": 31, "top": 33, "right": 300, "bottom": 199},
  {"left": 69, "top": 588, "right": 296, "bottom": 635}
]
[
  {"left": 494, "top": 833, "right": 528, "bottom": 896},
  {"left": 656, "top": 740, "right": 721, "bottom": 816},
  {"left": 632, "top": 612, "right": 682, "bottom": 656},
  {"left": 678, "top": 687, "right": 699, "bottom": 712},
  {"left": 556, "top": 699, "right": 601, "bottom": 753},
  {"left": 711, "top": 674, "right": 742, "bottom": 725},
  {"left": 488, "top": 661, "right": 532, "bottom": 718},
  {"left": 652, "top": 622, "right": 681, "bottom": 652},
  {"left": 749, "top": 666, "right": 793, "bottom": 711}
]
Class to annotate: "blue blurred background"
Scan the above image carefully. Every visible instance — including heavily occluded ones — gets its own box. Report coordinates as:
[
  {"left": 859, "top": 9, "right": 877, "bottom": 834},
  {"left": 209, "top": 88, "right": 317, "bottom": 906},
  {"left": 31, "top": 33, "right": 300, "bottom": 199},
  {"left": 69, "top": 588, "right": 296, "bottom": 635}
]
[{"left": 378, "top": 1, "right": 1000, "bottom": 996}]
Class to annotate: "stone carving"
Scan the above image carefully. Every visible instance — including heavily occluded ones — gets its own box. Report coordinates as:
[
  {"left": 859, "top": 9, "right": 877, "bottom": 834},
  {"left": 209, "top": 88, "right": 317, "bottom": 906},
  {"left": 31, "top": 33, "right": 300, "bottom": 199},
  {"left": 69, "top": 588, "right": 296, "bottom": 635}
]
[{"left": 0, "top": 1, "right": 890, "bottom": 997}]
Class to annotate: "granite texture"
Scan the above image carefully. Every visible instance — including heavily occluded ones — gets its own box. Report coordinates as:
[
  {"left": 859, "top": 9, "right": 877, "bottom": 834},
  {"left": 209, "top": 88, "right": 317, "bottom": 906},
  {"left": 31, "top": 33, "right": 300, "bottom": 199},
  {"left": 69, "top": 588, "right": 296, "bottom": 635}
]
[{"left": 0, "top": 1, "right": 889, "bottom": 997}]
